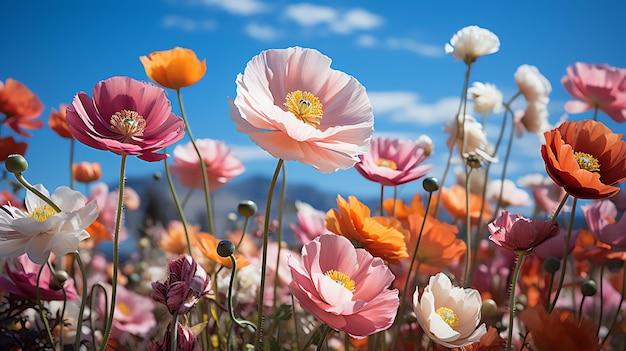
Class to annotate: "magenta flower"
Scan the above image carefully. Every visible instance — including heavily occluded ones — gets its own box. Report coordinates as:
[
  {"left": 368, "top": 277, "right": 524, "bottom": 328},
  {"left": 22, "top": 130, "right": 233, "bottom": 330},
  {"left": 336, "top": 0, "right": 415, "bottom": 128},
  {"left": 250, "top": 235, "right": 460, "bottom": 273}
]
[
  {"left": 288, "top": 234, "right": 399, "bottom": 338},
  {"left": 66, "top": 76, "right": 185, "bottom": 161},
  {"left": 230, "top": 47, "right": 374, "bottom": 173},
  {"left": 562, "top": 62, "right": 626, "bottom": 123},
  {"left": 355, "top": 137, "right": 433, "bottom": 187},
  {"left": 488, "top": 210, "right": 560, "bottom": 251},
  {"left": 290, "top": 200, "right": 326, "bottom": 245},
  {"left": 582, "top": 200, "right": 626, "bottom": 249},
  {"left": 152, "top": 255, "right": 212, "bottom": 315},
  {"left": 0, "top": 254, "right": 77, "bottom": 301},
  {"left": 150, "top": 322, "right": 199, "bottom": 351},
  {"left": 169, "top": 138, "right": 245, "bottom": 191}
]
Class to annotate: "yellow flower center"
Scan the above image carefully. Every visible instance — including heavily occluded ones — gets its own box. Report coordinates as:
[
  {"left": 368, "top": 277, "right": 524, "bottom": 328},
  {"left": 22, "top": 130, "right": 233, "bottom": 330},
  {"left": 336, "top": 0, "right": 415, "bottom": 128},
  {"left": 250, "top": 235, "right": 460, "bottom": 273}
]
[
  {"left": 325, "top": 269, "right": 355, "bottom": 292},
  {"left": 284, "top": 90, "right": 323, "bottom": 128},
  {"left": 110, "top": 110, "right": 146, "bottom": 142},
  {"left": 436, "top": 306, "right": 459, "bottom": 327},
  {"left": 117, "top": 302, "right": 131, "bottom": 315},
  {"left": 574, "top": 151, "right": 600, "bottom": 172},
  {"left": 376, "top": 158, "right": 398, "bottom": 170},
  {"left": 28, "top": 205, "right": 56, "bottom": 222}
]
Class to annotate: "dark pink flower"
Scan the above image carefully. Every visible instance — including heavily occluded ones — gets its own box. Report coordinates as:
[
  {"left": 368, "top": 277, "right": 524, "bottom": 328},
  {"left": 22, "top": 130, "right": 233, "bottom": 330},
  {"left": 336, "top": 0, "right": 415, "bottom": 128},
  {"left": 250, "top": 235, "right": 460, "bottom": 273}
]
[
  {"left": 488, "top": 210, "right": 560, "bottom": 251},
  {"left": 533, "top": 228, "right": 580, "bottom": 260},
  {"left": 355, "top": 137, "right": 433, "bottom": 187},
  {"left": 562, "top": 62, "right": 626, "bottom": 123},
  {"left": 66, "top": 76, "right": 185, "bottom": 161},
  {"left": 150, "top": 322, "right": 199, "bottom": 351},
  {"left": 169, "top": 138, "right": 245, "bottom": 191},
  {"left": 288, "top": 234, "right": 399, "bottom": 338},
  {"left": 152, "top": 255, "right": 212, "bottom": 315},
  {"left": 582, "top": 199, "right": 626, "bottom": 249},
  {"left": 0, "top": 254, "right": 77, "bottom": 301}
]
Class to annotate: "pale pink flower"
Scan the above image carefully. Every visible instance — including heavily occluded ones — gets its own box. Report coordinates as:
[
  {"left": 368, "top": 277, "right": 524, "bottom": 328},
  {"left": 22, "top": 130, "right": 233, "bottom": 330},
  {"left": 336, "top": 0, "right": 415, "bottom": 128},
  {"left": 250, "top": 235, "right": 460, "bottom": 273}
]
[
  {"left": 488, "top": 210, "right": 560, "bottom": 251},
  {"left": 610, "top": 188, "right": 626, "bottom": 211},
  {"left": 468, "top": 82, "right": 503, "bottom": 114},
  {"left": 517, "top": 174, "right": 568, "bottom": 216},
  {"left": 414, "top": 272, "right": 487, "bottom": 348},
  {"left": 290, "top": 200, "right": 326, "bottom": 245},
  {"left": 152, "top": 255, "right": 212, "bottom": 315},
  {"left": 515, "top": 65, "right": 552, "bottom": 104},
  {"left": 249, "top": 242, "right": 298, "bottom": 307},
  {"left": 355, "top": 137, "right": 433, "bottom": 187},
  {"left": 0, "top": 254, "right": 77, "bottom": 301},
  {"left": 288, "top": 234, "right": 399, "bottom": 338},
  {"left": 88, "top": 182, "right": 137, "bottom": 242},
  {"left": 445, "top": 25, "right": 500, "bottom": 63},
  {"left": 582, "top": 200, "right": 626, "bottom": 250},
  {"left": 99, "top": 283, "right": 156, "bottom": 339},
  {"left": 562, "top": 62, "right": 626, "bottom": 123},
  {"left": 170, "top": 138, "right": 245, "bottom": 191},
  {"left": 230, "top": 47, "right": 374, "bottom": 173},
  {"left": 66, "top": 76, "right": 185, "bottom": 161},
  {"left": 487, "top": 179, "right": 532, "bottom": 208}
]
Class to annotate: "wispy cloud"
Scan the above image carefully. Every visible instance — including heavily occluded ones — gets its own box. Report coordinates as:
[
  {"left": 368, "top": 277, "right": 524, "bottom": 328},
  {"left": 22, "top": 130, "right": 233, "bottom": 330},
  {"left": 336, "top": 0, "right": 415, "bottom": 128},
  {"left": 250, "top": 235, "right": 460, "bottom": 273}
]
[
  {"left": 384, "top": 37, "right": 443, "bottom": 57},
  {"left": 199, "top": 0, "right": 269, "bottom": 16},
  {"left": 230, "top": 145, "right": 273, "bottom": 161},
  {"left": 284, "top": 3, "right": 383, "bottom": 34},
  {"left": 245, "top": 23, "right": 282, "bottom": 41},
  {"left": 162, "top": 15, "right": 217, "bottom": 31},
  {"left": 368, "top": 91, "right": 459, "bottom": 125}
]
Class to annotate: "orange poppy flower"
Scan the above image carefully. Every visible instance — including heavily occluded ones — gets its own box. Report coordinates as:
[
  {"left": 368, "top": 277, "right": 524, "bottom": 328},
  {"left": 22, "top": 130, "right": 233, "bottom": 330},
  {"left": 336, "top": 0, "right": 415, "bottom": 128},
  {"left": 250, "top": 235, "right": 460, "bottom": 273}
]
[
  {"left": 81, "top": 220, "right": 110, "bottom": 249},
  {"left": 139, "top": 47, "right": 206, "bottom": 89},
  {"left": 48, "top": 104, "right": 73, "bottom": 139},
  {"left": 326, "top": 195, "right": 409, "bottom": 264},
  {"left": 0, "top": 78, "right": 44, "bottom": 136},
  {"left": 195, "top": 233, "right": 250, "bottom": 269},
  {"left": 518, "top": 305, "right": 598, "bottom": 351},
  {"left": 541, "top": 119, "right": 626, "bottom": 199},
  {"left": 439, "top": 184, "right": 493, "bottom": 224},
  {"left": 158, "top": 220, "right": 200, "bottom": 256},
  {"left": 72, "top": 161, "right": 102, "bottom": 183},
  {"left": 0, "top": 136, "right": 27, "bottom": 161},
  {"left": 406, "top": 212, "right": 465, "bottom": 267},
  {"left": 383, "top": 191, "right": 425, "bottom": 222}
]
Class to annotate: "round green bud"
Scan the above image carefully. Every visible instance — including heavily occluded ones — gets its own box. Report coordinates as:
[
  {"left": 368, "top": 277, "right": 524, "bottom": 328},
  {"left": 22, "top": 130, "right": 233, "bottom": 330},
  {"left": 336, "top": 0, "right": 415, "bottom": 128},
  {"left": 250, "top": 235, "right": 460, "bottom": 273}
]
[
  {"left": 49, "top": 270, "right": 69, "bottom": 290},
  {"left": 581, "top": 280, "right": 597, "bottom": 296},
  {"left": 481, "top": 299, "right": 498, "bottom": 318},
  {"left": 217, "top": 240, "right": 236, "bottom": 258},
  {"left": 238, "top": 200, "right": 258, "bottom": 217},
  {"left": 5, "top": 154, "right": 28, "bottom": 174},
  {"left": 152, "top": 171, "right": 162, "bottom": 181},
  {"left": 543, "top": 256, "right": 561, "bottom": 274},
  {"left": 422, "top": 177, "right": 440, "bottom": 192}
]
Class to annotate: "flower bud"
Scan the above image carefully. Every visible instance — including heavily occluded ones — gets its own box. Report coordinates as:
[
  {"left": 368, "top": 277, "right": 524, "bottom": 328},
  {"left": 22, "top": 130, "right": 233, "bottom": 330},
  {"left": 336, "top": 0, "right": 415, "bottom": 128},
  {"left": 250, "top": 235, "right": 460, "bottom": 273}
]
[
  {"left": 49, "top": 270, "right": 69, "bottom": 290},
  {"left": 5, "top": 154, "right": 28, "bottom": 173},
  {"left": 581, "top": 280, "right": 597, "bottom": 297},
  {"left": 153, "top": 171, "right": 162, "bottom": 181},
  {"left": 72, "top": 161, "right": 102, "bottom": 183},
  {"left": 481, "top": 299, "right": 497, "bottom": 318},
  {"left": 217, "top": 240, "right": 235, "bottom": 258},
  {"left": 238, "top": 200, "right": 258, "bottom": 217},
  {"left": 422, "top": 177, "right": 440, "bottom": 192},
  {"left": 543, "top": 256, "right": 561, "bottom": 274}
]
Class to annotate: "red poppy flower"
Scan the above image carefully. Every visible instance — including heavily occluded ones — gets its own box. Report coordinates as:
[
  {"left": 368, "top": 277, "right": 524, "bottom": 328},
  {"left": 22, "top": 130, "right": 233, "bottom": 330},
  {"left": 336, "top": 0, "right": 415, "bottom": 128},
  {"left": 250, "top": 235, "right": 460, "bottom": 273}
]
[{"left": 0, "top": 78, "right": 44, "bottom": 136}]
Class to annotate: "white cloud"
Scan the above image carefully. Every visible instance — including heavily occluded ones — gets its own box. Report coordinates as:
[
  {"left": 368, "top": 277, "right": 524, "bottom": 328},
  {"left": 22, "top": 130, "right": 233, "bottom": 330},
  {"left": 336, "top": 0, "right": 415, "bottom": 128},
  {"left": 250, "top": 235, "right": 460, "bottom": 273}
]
[
  {"left": 284, "top": 4, "right": 383, "bottom": 34},
  {"left": 368, "top": 91, "right": 460, "bottom": 125},
  {"left": 245, "top": 23, "right": 282, "bottom": 41},
  {"left": 230, "top": 145, "right": 273, "bottom": 161},
  {"left": 199, "top": 0, "right": 269, "bottom": 16},
  {"left": 162, "top": 15, "right": 217, "bottom": 31},
  {"left": 385, "top": 37, "right": 443, "bottom": 58},
  {"left": 356, "top": 34, "right": 377, "bottom": 47}
]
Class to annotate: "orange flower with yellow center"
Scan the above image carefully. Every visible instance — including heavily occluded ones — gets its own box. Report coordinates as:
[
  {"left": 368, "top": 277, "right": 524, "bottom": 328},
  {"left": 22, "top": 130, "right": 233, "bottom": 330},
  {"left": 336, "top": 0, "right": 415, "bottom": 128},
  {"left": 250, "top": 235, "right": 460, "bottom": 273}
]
[
  {"left": 140, "top": 47, "right": 206, "bottom": 89},
  {"left": 196, "top": 233, "right": 250, "bottom": 270},
  {"left": 326, "top": 195, "right": 409, "bottom": 264},
  {"left": 541, "top": 119, "right": 626, "bottom": 199}
]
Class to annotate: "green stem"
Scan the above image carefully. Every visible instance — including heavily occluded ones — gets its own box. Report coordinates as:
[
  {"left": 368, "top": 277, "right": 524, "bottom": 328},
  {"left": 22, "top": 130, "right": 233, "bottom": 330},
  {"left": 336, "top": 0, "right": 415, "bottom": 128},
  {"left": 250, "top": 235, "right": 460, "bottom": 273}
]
[
  {"left": 379, "top": 184, "right": 384, "bottom": 217},
  {"left": 13, "top": 173, "right": 62, "bottom": 213},
  {"left": 176, "top": 88, "right": 214, "bottom": 235},
  {"left": 98, "top": 154, "right": 127, "bottom": 351},
  {"left": 548, "top": 197, "right": 577, "bottom": 313},
  {"left": 170, "top": 313, "right": 179, "bottom": 351},
  {"left": 227, "top": 255, "right": 257, "bottom": 331},
  {"left": 550, "top": 194, "right": 570, "bottom": 222},
  {"left": 600, "top": 260, "right": 626, "bottom": 347},
  {"left": 36, "top": 262, "right": 56, "bottom": 347},
  {"left": 73, "top": 252, "right": 89, "bottom": 351},
  {"left": 597, "top": 264, "right": 605, "bottom": 336},
  {"left": 254, "top": 159, "right": 284, "bottom": 350},
  {"left": 273, "top": 163, "right": 287, "bottom": 310},
  {"left": 505, "top": 251, "right": 528, "bottom": 351},
  {"left": 492, "top": 108, "right": 518, "bottom": 216},
  {"left": 163, "top": 147, "right": 193, "bottom": 256},
  {"left": 592, "top": 106, "right": 599, "bottom": 121},
  {"left": 463, "top": 167, "right": 474, "bottom": 287}
]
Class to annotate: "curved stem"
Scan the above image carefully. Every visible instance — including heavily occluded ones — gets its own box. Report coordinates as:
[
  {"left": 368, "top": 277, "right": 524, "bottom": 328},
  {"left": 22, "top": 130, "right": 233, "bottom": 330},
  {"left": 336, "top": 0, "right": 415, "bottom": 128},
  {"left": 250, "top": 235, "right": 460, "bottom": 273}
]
[
  {"left": 13, "top": 173, "right": 62, "bottom": 213},
  {"left": 505, "top": 251, "right": 528, "bottom": 351},
  {"left": 176, "top": 88, "right": 214, "bottom": 235},
  {"left": 163, "top": 147, "right": 193, "bottom": 256},
  {"left": 492, "top": 109, "right": 518, "bottom": 216},
  {"left": 273, "top": 163, "right": 287, "bottom": 309},
  {"left": 73, "top": 252, "right": 89, "bottom": 351},
  {"left": 548, "top": 197, "right": 578, "bottom": 313},
  {"left": 463, "top": 167, "right": 474, "bottom": 287},
  {"left": 597, "top": 264, "right": 605, "bottom": 336},
  {"left": 227, "top": 255, "right": 257, "bottom": 331},
  {"left": 235, "top": 215, "right": 251, "bottom": 250},
  {"left": 98, "top": 154, "right": 127, "bottom": 351},
  {"left": 254, "top": 159, "right": 284, "bottom": 350},
  {"left": 600, "top": 259, "right": 626, "bottom": 347},
  {"left": 36, "top": 262, "right": 56, "bottom": 347}
]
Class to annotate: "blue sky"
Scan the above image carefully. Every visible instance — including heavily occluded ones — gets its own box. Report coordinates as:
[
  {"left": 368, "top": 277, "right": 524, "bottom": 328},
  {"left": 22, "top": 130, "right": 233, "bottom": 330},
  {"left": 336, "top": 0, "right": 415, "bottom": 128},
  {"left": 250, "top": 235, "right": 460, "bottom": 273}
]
[{"left": 2, "top": 0, "right": 625, "bottom": 200}]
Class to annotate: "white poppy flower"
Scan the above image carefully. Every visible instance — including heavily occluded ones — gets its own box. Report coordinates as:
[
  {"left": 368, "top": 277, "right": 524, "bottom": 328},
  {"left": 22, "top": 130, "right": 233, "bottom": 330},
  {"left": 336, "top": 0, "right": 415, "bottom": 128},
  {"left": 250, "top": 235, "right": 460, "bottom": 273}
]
[
  {"left": 444, "top": 114, "right": 497, "bottom": 163},
  {"left": 514, "top": 64, "right": 552, "bottom": 103},
  {"left": 468, "top": 82, "right": 503, "bottom": 114},
  {"left": 0, "top": 184, "right": 99, "bottom": 264},
  {"left": 445, "top": 25, "right": 500, "bottom": 63},
  {"left": 413, "top": 273, "right": 487, "bottom": 348}
]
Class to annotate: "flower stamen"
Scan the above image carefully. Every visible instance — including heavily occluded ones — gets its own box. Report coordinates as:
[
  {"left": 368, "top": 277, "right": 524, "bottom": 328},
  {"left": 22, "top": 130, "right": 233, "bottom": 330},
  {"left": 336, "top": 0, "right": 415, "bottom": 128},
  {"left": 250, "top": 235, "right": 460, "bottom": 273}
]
[
  {"left": 284, "top": 90, "right": 323, "bottom": 128},
  {"left": 436, "top": 306, "right": 459, "bottom": 327},
  {"left": 110, "top": 110, "right": 146, "bottom": 142},
  {"left": 325, "top": 269, "right": 355, "bottom": 292},
  {"left": 28, "top": 205, "right": 56, "bottom": 222},
  {"left": 376, "top": 158, "right": 398, "bottom": 170},
  {"left": 574, "top": 151, "right": 600, "bottom": 172}
]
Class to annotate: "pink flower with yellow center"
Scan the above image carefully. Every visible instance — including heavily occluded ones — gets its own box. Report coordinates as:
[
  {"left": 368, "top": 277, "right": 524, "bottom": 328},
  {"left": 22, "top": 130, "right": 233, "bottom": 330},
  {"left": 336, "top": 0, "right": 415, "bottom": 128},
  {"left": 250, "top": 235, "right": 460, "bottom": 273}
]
[
  {"left": 230, "top": 47, "right": 374, "bottom": 173},
  {"left": 355, "top": 137, "right": 433, "bottom": 187},
  {"left": 288, "top": 234, "right": 399, "bottom": 338},
  {"left": 66, "top": 76, "right": 185, "bottom": 161}
]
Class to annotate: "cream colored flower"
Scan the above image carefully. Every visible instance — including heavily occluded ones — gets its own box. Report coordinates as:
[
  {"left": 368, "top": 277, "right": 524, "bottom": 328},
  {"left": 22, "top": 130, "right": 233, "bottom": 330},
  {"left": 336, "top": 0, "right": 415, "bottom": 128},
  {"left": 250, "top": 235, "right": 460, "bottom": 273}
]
[
  {"left": 445, "top": 25, "right": 500, "bottom": 63},
  {"left": 487, "top": 179, "right": 532, "bottom": 208},
  {"left": 468, "top": 82, "right": 503, "bottom": 114},
  {"left": 413, "top": 273, "right": 487, "bottom": 348},
  {"left": 444, "top": 114, "right": 497, "bottom": 163},
  {"left": 514, "top": 101, "right": 552, "bottom": 137},
  {"left": 514, "top": 64, "right": 551, "bottom": 103}
]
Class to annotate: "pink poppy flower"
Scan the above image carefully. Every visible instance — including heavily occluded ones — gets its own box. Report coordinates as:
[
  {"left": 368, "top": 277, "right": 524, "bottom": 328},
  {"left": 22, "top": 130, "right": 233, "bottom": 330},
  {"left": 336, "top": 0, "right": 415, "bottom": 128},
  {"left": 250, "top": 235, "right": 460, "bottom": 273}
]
[
  {"left": 488, "top": 210, "right": 560, "bottom": 251},
  {"left": 355, "top": 137, "right": 433, "bottom": 187},
  {"left": 0, "top": 254, "right": 77, "bottom": 301},
  {"left": 290, "top": 200, "right": 326, "bottom": 245},
  {"left": 98, "top": 283, "right": 156, "bottom": 339},
  {"left": 582, "top": 199, "right": 626, "bottom": 249},
  {"left": 518, "top": 174, "right": 569, "bottom": 216},
  {"left": 533, "top": 228, "right": 580, "bottom": 260},
  {"left": 562, "top": 62, "right": 626, "bottom": 123},
  {"left": 169, "top": 138, "right": 245, "bottom": 191},
  {"left": 288, "top": 234, "right": 399, "bottom": 338},
  {"left": 66, "top": 76, "right": 185, "bottom": 161},
  {"left": 152, "top": 255, "right": 212, "bottom": 315},
  {"left": 88, "top": 182, "right": 138, "bottom": 242},
  {"left": 230, "top": 47, "right": 374, "bottom": 173}
]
